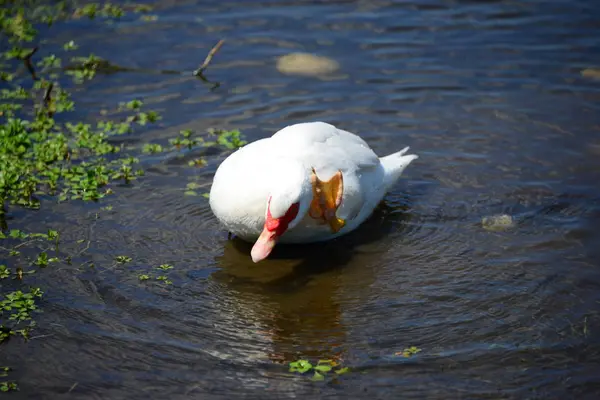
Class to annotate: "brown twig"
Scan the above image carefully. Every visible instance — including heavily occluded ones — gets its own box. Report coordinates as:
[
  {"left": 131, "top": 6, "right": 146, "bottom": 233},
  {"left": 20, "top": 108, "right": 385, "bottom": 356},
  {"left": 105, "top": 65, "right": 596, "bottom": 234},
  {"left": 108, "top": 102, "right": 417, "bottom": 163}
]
[
  {"left": 43, "top": 82, "right": 54, "bottom": 116},
  {"left": 23, "top": 46, "right": 39, "bottom": 81},
  {"left": 193, "top": 39, "right": 225, "bottom": 76},
  {"left": 43, "top": 82, "right": 54, "bottom": 105}
]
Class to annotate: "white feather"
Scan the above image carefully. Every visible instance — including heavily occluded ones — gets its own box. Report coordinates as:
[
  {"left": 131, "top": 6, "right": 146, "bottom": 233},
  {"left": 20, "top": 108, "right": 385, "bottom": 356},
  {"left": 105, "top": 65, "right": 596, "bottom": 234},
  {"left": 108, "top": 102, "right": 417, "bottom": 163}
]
[{"left": 209, "top": 122, "right": 418, "bottom": 243}]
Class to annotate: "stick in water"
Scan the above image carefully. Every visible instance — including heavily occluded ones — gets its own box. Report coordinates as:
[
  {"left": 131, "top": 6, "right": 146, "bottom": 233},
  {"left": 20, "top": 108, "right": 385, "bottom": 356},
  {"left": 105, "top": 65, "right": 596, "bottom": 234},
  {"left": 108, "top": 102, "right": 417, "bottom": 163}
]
[
  {"left": 23, "top": 46, "right": 39, "bottom": 81},
  {"left": 193, "top": 39, "right": 225, "bottom": 76},
  {"left": 43, "top": 82, "right": 54, "bottom": 116}
]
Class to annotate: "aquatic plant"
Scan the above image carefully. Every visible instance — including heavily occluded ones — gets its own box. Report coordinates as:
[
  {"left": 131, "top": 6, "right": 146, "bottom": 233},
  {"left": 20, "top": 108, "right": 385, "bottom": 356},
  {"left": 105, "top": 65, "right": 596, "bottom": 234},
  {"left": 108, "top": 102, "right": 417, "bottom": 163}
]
[
  {"left": 1, "top": 367, "right": 18, "bottom": 392},
  {"left": 289, "top": 359, "right": 350, "bottom": 381},
  {"left": 0, "top": 287, "right": 43, "bottom": 343},
  {"left": 137, "top": 264, "right": 175, "bottom": 285},
  {"left": 395, "top": 346, "right": 422, "bottom": 357},
  {"left": 0, "top": 0, "right": 245, "bottom": 390}
]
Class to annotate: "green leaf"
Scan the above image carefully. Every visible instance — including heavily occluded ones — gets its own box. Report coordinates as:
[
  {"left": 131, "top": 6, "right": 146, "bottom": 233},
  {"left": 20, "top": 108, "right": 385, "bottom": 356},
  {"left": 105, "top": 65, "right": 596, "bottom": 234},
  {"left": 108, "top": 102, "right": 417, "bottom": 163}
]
[
  {"left": 317, "top": 359, "right": 336, "bottom": 366},
  {"left": 115, "top": 256, "right": 132, "bottom": 263},
  {"left": 396, "top": 346, "right": 422, "bottom": 357},
  {"left": 311, "top": 371, "right": 325, "bottom": 381},
  {"left": 335, "top": 367, "right": 350, "bottom": 375},
  {"left": 314, "top": 365, "right": 332, "bottom": 373},
  {"left": 289, "top": 360, "right": 312, "bottom": 373},
  {"left": 9, "top": 230, "right": 27, "bottom": 239},
  {"left": 63, "top": 40, "right": 78, "bottom": 51}
]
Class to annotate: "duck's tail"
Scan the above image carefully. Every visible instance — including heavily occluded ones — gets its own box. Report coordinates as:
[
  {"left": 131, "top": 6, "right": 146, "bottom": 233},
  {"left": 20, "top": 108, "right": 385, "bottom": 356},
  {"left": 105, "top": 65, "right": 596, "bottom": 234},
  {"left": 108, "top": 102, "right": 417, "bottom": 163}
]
[{"left": 380, "top": 147, "right": 418, "bottom": 191}]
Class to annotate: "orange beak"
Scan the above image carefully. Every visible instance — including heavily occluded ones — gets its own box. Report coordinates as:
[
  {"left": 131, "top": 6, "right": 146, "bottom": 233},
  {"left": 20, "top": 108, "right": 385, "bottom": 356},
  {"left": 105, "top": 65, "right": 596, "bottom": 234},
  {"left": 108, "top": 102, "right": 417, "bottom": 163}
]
[{"left": 251, "top": 228, "right": 277, "bottom": 263}]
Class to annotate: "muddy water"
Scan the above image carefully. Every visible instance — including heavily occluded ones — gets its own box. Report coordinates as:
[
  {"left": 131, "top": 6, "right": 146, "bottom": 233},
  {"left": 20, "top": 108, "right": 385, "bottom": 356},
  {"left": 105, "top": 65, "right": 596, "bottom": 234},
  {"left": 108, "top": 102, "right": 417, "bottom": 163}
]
[{"left": 3, "top": 0, "right": 600, "bottom": 398}]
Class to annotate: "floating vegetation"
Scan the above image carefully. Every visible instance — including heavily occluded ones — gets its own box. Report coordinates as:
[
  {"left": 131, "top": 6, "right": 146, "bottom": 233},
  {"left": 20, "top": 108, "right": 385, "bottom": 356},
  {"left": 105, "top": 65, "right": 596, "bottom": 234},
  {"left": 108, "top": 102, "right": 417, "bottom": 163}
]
[
  {"left": 289, "top": 359, "right": 350, "bottom": 381},
  {"left": 188, "top": 158, "right": 207, "bottom": 168},
  {"left": 395, "top": 346, "right": 422, "bottom": 358},
  {"left": 137, "top": 263, "right": 176, "bottom": 285},
  {"left": 1, "top": 366, "right": 18, "bottom": 392},
  {"left": 115, "top": 256, "right": 132, "bottom": 264},
  {"left": 185, "top": 182, "right": 202, "bottom": 196},
  {"left": 0, "top": 288, "right": 43, "bottom": 344},
  {"left": 481, "top": 214, "right": 515, "bottom": 231},
  {"left": 211, "top": 128, "right": 247, "bottom": 150},
  {"left": 0, "top": 0, "right": 244, "bottom": 391},
  {"left": 142, "top": 143, "right": 164, "bottom": 154}
]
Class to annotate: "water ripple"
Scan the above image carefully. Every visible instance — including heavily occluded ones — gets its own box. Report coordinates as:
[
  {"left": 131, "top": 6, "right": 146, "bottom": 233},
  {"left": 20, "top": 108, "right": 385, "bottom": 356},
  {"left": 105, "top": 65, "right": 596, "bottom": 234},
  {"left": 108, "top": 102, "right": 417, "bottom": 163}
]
[{"left": 5, "top": 0, "right": 600, "bottom": 398}]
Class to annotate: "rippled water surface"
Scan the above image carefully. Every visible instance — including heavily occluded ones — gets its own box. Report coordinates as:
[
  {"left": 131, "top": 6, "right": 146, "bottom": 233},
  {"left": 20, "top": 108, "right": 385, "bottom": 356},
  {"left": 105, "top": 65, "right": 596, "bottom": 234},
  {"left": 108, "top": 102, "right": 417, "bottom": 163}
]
[{"left": 3, "top": 0, "right": 600, "bottom": 398}]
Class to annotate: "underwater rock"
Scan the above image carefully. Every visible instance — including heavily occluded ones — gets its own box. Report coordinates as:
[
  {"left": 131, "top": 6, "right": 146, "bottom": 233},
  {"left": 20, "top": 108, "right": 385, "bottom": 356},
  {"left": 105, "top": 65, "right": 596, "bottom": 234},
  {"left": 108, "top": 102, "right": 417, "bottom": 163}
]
[
  {"left": 581, "top": 68, "right": 600, "bottom": 80},
  {"left": 276, "top": 53, "right": 340, "bottom": 76},
  {"left": 482, "top": 214, "right": 515, "bottom": 231}
]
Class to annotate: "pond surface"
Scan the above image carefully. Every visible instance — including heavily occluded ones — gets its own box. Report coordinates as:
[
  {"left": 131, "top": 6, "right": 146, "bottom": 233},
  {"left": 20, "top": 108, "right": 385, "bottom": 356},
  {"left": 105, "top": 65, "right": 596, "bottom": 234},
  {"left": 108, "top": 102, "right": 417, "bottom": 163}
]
[{"left": 3, "top": 0, "right": 600, "bottom": 398}]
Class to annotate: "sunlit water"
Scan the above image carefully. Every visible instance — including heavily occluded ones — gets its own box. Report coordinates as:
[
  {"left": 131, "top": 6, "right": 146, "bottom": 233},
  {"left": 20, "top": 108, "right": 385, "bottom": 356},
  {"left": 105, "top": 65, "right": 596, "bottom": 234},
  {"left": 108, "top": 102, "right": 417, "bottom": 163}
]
[{"left": 3, "top": 0, "right": 600, "bottom": 398}]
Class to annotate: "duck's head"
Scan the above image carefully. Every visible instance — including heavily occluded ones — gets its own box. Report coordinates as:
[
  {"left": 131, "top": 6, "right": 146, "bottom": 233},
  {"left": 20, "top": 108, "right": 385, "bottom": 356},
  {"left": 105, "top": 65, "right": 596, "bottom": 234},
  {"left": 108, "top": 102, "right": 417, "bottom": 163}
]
[{"left": 251, "top": 162, "right": 313, "bottom": 263}]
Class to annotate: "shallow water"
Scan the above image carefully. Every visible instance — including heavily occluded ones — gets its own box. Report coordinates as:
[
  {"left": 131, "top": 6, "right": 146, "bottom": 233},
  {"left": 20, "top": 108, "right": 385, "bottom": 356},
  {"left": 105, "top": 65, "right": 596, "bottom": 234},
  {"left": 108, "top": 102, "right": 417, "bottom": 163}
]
[{"left": 3, "top": 0, "right": 600, "bottom": 398}]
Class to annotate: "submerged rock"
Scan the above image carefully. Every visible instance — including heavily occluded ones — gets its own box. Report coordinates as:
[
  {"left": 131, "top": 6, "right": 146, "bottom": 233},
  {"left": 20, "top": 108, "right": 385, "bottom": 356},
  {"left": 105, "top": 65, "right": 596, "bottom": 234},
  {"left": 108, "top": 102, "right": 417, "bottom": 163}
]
[
  {"left": 581, "top": 68, "right": 600, "bottom": 80},
  {"left": 482, "top": 214, "right": 515, "bottom": 231},
  {"left": 276, "top": 53, "right": 340, "bottom": 76}
]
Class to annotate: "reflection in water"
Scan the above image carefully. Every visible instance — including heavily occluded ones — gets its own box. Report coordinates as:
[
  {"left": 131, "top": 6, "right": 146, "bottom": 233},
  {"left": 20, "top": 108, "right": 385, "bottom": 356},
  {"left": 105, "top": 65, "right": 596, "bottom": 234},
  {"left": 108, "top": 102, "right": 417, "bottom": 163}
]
[{"left": 210, "top": 203, "right": 411, "bottom": 365}]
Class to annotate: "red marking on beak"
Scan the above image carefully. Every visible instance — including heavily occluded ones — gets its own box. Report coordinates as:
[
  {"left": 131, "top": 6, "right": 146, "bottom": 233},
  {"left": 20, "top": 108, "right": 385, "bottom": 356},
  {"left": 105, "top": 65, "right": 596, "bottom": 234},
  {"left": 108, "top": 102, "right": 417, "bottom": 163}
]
[{"left": 250, "top": 199, "right": 299, "bottom": 263}]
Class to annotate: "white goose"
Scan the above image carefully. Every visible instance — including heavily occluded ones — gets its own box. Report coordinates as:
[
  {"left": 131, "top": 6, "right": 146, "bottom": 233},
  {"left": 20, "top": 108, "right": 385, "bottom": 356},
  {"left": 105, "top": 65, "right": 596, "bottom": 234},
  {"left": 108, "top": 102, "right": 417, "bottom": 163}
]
[{"left": 209, "top": 122, "right": 418, "bottom": 262}]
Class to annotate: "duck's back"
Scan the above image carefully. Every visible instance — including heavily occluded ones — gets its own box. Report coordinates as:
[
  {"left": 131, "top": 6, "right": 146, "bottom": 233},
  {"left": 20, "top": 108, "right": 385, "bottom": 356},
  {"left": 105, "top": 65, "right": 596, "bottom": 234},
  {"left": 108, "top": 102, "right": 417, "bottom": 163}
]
[
  {"left": 271, "top": 122, "right": 380, "bottom": 174},
  {"left": 269, "top": 122, "right": 388, "bottom": 240},
  {"left": 210, "top": 122, "right": 408, "bottom": 243}
]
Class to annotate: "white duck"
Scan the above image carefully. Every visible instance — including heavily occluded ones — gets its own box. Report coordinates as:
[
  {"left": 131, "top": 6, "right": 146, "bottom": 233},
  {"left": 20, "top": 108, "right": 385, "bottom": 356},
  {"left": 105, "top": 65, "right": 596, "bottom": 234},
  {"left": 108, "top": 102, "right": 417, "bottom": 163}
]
[{"left": 209, "top": 122, "right": 418, "bottom": 263}]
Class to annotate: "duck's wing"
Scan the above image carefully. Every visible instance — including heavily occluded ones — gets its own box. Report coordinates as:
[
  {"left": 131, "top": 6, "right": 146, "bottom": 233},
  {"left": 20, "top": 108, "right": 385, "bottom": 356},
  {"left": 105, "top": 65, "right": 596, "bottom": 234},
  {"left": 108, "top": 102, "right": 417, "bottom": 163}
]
[
  {"left": 271, "top": 122, "right": 382, "bottom": 222},
  {"left": 271, "top": 121, "right": 380, "bottom": 174}
]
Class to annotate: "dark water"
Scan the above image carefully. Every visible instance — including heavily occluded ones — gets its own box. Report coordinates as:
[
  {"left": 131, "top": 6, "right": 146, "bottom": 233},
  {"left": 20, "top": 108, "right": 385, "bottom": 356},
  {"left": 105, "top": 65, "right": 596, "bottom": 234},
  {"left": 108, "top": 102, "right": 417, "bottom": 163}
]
[{"left": 3, "top": 0, "right": 600, "bottom": 398}]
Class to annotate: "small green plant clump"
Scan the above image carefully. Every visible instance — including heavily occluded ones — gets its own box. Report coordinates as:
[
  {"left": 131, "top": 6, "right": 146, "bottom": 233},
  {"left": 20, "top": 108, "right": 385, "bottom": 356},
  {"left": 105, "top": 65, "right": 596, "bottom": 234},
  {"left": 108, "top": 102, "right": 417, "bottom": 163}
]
[
  {"left": 114, "top": 255, "right": 132, "bottom": 264},
  {"left": 0, "top": 287, "right": 43, "bottom": 343},
  {"left": 1, "top": 367, "right": 18, "bottom": 392},
  {"left": 289, "top": 359, "right": 349, "bottom": 381},
  {"left": 1, "top": 380, "right": 18, "bottom": 393},
  {"left": 0, "top": 227, "right": 64, "bottom": 285},
  {"left": 138, "top": 264, "right": 174, "bottom": 285},
  {"left": 169, "top": 128, "right": 247, "bottom": 151},
  {"left": 395, "top": 346, "right": 422, "bottom": 357}
]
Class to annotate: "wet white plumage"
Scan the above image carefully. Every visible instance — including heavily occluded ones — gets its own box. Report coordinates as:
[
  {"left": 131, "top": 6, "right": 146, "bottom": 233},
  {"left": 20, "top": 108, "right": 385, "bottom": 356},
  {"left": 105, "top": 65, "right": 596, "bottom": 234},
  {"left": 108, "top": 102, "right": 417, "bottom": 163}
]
[{"left": 209, "top": 122, "right": 418, "bottom": 243}]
